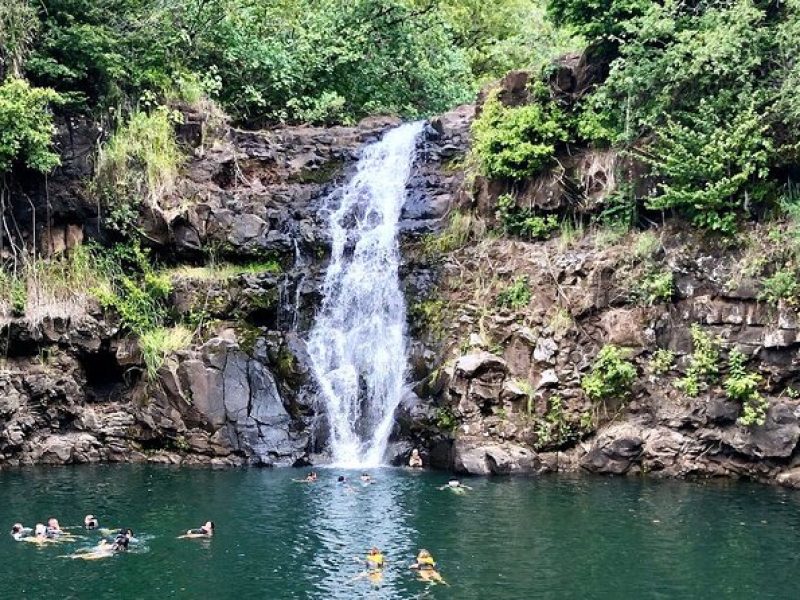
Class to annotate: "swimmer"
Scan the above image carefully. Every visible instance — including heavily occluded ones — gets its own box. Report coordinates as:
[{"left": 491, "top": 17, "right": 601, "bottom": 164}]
[
  {"left": 410, "top": 549, "right": 447, "bottom": 585},
  {"left": 179, "top": 521, "right": 214, "bottom": 539},
  {"left": 10, "top": 523, "right": 33, "bottom": 541},
  {"left": 84, "top": 515, "right": 99, "bottom": 530},
  {"left": 294, "top": 471, "right": 317, "bottom": 483},
  {"left": 365, "top": 546, "right": 385, "bottom": 570},
  {"left": 438, "top": 478, "right": 472, "bottom": 493},
  {"left": 408, "top": 448, "right": 423, "bottom": 468},
  {"left": 46, "top": 517, "right": 63, "bottom": 537},
  {"left": 360, "top": 473, "right": 373, "bottom": 485},
  {"left": 104, "top": 528, "right": 136, "bottom": 545},
  {"left": 65, "top": 535, "right": 128, "bottom": 560},
  {"left": 23, "top": 523, "right": 57, "bottom": 545}
]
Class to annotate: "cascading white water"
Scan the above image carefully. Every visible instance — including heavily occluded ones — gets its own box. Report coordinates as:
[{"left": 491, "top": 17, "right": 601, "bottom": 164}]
[{"left": 307, "top": 122, "right": 424, "bottom": 467}]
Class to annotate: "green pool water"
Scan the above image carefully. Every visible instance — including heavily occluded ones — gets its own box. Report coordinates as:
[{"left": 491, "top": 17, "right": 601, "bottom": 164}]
[{"left": 1, "top": 466, "right": 799, "bottom": 599}]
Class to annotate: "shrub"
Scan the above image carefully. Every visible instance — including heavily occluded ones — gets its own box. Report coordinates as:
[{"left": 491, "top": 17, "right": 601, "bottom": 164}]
[
  {"left": 759, "top": 269, "right": 799, "bottom": 305},
  {"left": 92, "top": 244, "right": 172, "bottom": 335},
  {"left": 472, "top": 88, "right": 569, "bottom": 180},
  {"left": 0, "top": 77, "right": 61, "bottom": 174},
  {"left": 496, "top": 194, "right": 559, "bottom": 239},
  {"left": 422, "top": 210, "right": 483, "bottom": 255},
  {"left": 635, "top": 270, "right": 674, "bottom": 305},
  {"left": 581, "top": 344, "right": 637, "bottom": 401},
  {"left": 535, "top": 394, "right": 574, "bottom": 448},
  {"left": 676, "top": 324, "right": 720, "bottom": 397},
  {"left": 724, "top": 350, "right": 767, "bottom": 427},
  {"left": 633, "top": 231, "right": 661, "bottom": 260},
  {"left": 94, "top": 107, "right": 183, "bottom": 232},
  {"left": 644, "top": 97, "right": 773, "bottom": 234},
  {"left": 496, "top": 276, "right": 532, "bottom": 309},
  {"left": 435, "top": 406, "right": 458, "bottom": 432},
  {"left": 649, "top": 349, "right": 675, "bottom": 375}
]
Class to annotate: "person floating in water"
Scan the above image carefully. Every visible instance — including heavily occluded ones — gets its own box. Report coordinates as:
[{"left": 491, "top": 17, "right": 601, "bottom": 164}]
[
  {"left": 10, "top": 523, "right": 33, "bottom": 541},
  {"left": 46, "top": 517, "right": 63, "bottom": 537},
  {"left": 294, "top": 471, "right": 317, "bottom": 483},
  {"left": 360, "top": 473, "right": 374, "bottom": 485},
  {"left": 408, "top": 449, "right": 423, "bottom": 469},
  {"left": 179, "top": 521, "right": 215, "bottom": 539},
  {"left": 84, "top": 515, "right": 99, "bottom": 530},
  {"left": 439, "top": 478, "right": 472, "bottom": 494},
  {"left": 410, "top": 549, "right": 446, "bottom": 585},
  {"left": 65, "top": 533, "right": 129, "bottom": 560}
]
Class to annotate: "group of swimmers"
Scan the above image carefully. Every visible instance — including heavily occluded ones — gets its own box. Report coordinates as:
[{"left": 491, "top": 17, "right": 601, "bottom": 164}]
[
  {"left": 359, "top": 547, "right": 446, "bottom": 585},
  {"left": 10, "top": 515, "right": 214, "bottom": 560}
]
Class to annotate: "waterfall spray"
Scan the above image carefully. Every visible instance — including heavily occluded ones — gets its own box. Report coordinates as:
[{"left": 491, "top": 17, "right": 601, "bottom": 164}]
[{"left": 307, "top": 122, "right": 423, "bottom": 467}]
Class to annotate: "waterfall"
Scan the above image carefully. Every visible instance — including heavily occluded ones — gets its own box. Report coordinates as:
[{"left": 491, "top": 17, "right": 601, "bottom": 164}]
[{"left": 307, "top": 122, "right": 424, "bottom": 467}]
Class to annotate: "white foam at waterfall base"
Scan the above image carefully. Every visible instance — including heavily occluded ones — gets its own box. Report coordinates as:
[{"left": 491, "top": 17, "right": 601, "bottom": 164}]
[{"left": 307, "top": 121, "right": 424, "bottom": 468}]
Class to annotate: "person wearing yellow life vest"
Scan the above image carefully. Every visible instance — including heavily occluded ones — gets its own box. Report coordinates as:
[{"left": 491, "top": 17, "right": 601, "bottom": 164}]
[
  {"left": 412, "top": 549, "right": 436, "bottom": 570},
  {"left": 410, "top": 549, "right": 446, "bottom": 584},
  {"left": 365, "top": 547, "right": 385, "bottom": 570}
]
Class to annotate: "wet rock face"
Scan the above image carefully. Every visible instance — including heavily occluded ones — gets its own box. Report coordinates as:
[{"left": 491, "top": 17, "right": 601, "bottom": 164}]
[{"left": 416, "top": 220, "right": 800, "bottom": 484}]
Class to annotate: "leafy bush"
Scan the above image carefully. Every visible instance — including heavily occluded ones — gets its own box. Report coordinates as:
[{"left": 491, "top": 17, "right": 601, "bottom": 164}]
[
  {"left": 581, "top": 344, "right": 637, "bottom": 401},
  {"left": 435, "top": 406, "right": 458, "bottom": 432},
  {"left": 547, "top": 0, "right": 651, "bottom": 41},
  {"left": 92, "top": 244, "right": 172, "bottom": 335},
  {"left": 759, "top": 269, "right": 799, "bottom": 306},
  {"left": 649, "top": 349, "right": 675, "bottom": 375},
  {"left": 644, "top": 96, "right": 773, "bottom": 234},
  {"left": 496, "top": 276, "right": 533, "bottom": 309},
  {"left": 724, "top": 350, "right": 767, "bottom": 427},
  {"left": 535, "top": 394, "right": 575, "bottom": 448},
  {"left": 496, "top": 194, "right": 559, "bottom": 239},
  {"left": 0, "top": 77, "right": 61, "bottom": 174},
  {"left": 472, "top": 89, "right": 569, "bottom": 180},
  {"left": 94, "top": 107, "right": 183, "bottom": 232},
  {"left": 635, "top": 270, "right": 674, "bottom": 305},
  {"left": 676, "top": 325, "right": 720, "bottom": 397}
]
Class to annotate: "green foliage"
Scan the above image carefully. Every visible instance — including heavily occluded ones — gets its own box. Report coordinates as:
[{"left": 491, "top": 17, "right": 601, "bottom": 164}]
[
  {"left": 565, "top": 0, "right": 796, "bottom": 233},
  {"left": 581, "top": 344, "right": 637, "bottom": 401},
  {"left": 0, "top": 77, "right": 61, "bottom": 174},
  {"left": 0, "top": 0, "right": 39, "bottom": 78},
  {"left": 435, "top": 406, "right": 458, "bottom": 432},
  {"left": 676, "top": 324, "right": 720, "bottom": 397},
  {"left": 422, "top": 210, "right": 482, "bottom": 255},
  {"left": 472, "top": 89, "right": 569, "bottom": 180},
  {"left": 408, "top": 297, "right": 447, "bottom": 339},
  {"left": 496, "top": 194, "right": 559, "bottom": 239},
  {"left": 496, "top": 276, "right": 532, "bottom": 310},
  {"left": 431, "top": 0, "right": 580, "bottom": 83},
  {"left": 633, "top": 231, "right": 661, "bottom": 260},
  {"left": 139, "top": 325, "right": 193, "bottom": 380},
  {"left": 94, "top": 106, "right": 183, "bottom": 232},
  {"left": 25, "top": 0, "right": 475, "bottom": 123},
  {"left": 635, "top": 269, "right": 674, "bottom": 305},
  {"left": 643, "top": 96, "right": 773, "bottom": 234},
  {"left": 724, "top": 350, "right": 767, "bottom": 427},
  {"left": 534, "top": 394, "right": 574, "bottom": 448},
  {"left": 547, "top": 0, "right": 651, "bottom": 41},
  {"left": 649, "top": 349, "right": 675, "bottom": 375},
  {"left": 759, "top": 269, "right": 799, "bottom": 306},
  {"left": 92, "top": 243, "right": 172, "bottom": 335}
]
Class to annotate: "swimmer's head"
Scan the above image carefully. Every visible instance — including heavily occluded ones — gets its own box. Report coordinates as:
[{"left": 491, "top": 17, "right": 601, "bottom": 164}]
[
  {"left": 337, "top": 475, "right": 345, "bottom": 482},
  {"left": 205, "top": 521, "right": 215, "bottom": 532},
  {"left": 85, "top": 515, "right": 98, "bottom": 529},
  {"left": 411, "top": 449, "right": 420, "bottom": 456},
  {"left": 448, "top": 479, "right": 459, "bottom": 487},
  {"left": 47, "top": 518, "right": 60, "bottom": 529},
  {"left": 34, "top": 523, "right": 46, "bottom": 537},
  {"left": 114, "top": 535, "right": 129, "bottom": 551},
  {"left": 370, "top": 546, "right": 380, "bottom": 555},
  {"left": 11, "top": 523, "right": 22, "bottom": 534},
  {"left": 418, "top": 549, "right": 431, "bottom": 559}
]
